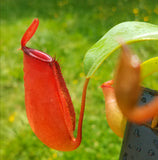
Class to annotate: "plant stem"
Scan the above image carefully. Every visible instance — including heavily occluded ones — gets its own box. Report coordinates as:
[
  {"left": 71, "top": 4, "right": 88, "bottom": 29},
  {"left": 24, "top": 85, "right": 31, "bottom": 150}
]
[{"left": 75, "top": 78, "right": 90, "bottom": 146}]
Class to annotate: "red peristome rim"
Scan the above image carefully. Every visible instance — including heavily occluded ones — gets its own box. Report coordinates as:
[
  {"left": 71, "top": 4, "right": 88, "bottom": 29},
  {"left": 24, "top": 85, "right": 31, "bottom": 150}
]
[
  {"left": 101, "top": 80, "right": 114, "bottom": 88},
  {"left": 23, "top": 47, "right": 53, "bottom": 63}
]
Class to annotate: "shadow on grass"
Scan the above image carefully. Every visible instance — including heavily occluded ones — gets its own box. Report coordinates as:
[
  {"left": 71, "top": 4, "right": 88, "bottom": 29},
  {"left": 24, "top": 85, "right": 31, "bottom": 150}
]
[
  {"left": 1, "top": 0, "right": 158, "bottom": 44},
  {"left": 1, "top": 0, "right": 158, "bottom": 24}
]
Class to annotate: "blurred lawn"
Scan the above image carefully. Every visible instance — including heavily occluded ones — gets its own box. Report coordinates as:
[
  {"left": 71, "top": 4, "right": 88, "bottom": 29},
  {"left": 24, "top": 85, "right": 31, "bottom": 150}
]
[{"left": 0, "top": 0, "right": 158, "bottom": 160}]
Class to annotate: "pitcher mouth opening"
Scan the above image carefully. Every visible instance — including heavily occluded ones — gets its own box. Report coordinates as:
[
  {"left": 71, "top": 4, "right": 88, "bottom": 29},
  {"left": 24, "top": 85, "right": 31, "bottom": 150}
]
[{"left": 22, "top": 47, "right": 52, "bottom": 63}]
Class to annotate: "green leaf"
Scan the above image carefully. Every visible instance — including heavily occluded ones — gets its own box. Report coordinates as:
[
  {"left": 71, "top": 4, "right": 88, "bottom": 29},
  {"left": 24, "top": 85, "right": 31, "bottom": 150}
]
[
  {"left": 141, "top": 57, "right": 158, "bottom": 80},
  {"left": 84, "top": 22, "right": 158, "bottom": 78}
]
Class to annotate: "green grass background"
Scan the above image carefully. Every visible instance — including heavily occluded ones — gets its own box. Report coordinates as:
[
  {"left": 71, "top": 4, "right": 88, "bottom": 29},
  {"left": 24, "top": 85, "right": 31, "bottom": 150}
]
[{"left": 0, "top": 0, "right": 158, "bottom": 160}]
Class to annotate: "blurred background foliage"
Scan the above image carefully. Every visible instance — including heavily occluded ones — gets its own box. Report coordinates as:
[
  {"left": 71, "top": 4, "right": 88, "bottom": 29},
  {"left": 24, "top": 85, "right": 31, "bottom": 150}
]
[{"left": 0, "top": 0, "right": 158, "bottom": 160}]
